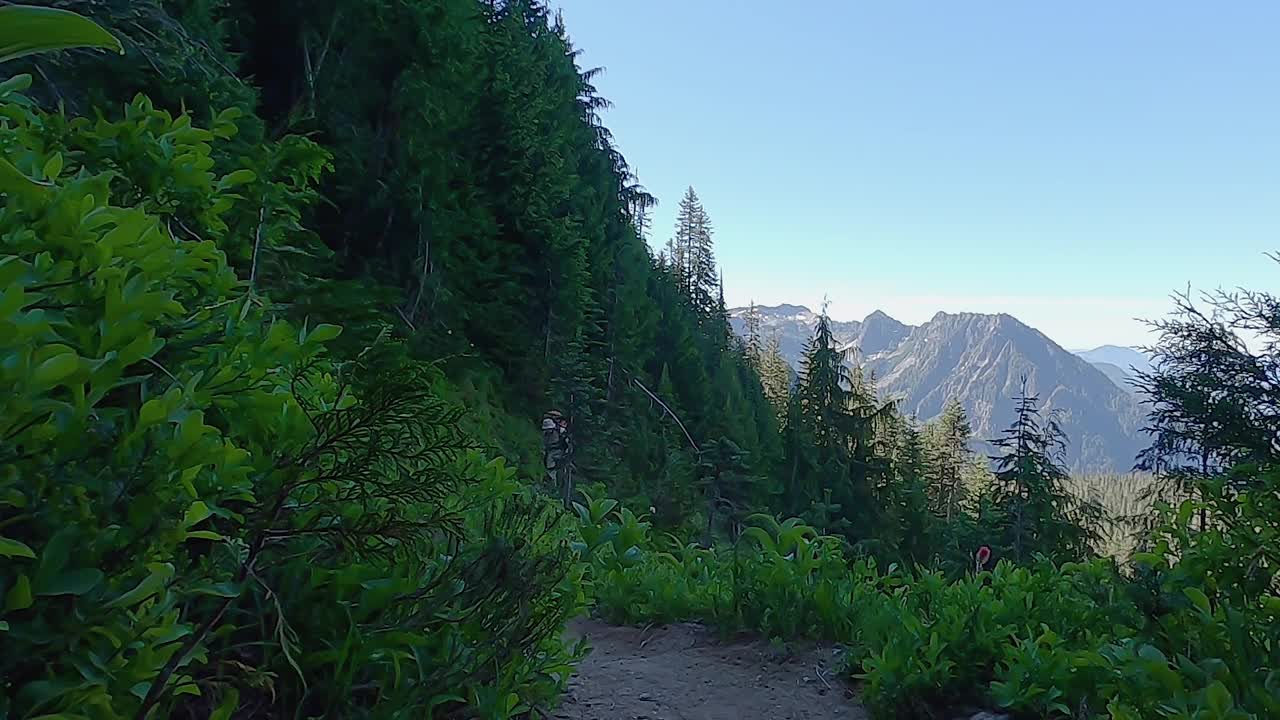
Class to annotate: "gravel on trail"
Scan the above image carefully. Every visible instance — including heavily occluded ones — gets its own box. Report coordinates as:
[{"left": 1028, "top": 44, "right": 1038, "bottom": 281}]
[{"left": 548, "top": 618, "right": 868, "bottom": 720}]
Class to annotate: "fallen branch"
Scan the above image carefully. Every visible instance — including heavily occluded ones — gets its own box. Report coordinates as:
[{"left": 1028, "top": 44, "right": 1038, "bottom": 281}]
[
  {"left": 630, "top": 375, "right": 699, "bottom": 453},
  {"left": 393, "top": 304, "right": 417, "bottom": 332},
  {"left": 638, "top": 621, "right": 655, "bottom": 649}
]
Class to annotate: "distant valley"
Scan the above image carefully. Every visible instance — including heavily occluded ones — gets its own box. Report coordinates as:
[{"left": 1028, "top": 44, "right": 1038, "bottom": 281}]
[{"left": 729, "top": 304, "right": 1153, "bottom": 473}]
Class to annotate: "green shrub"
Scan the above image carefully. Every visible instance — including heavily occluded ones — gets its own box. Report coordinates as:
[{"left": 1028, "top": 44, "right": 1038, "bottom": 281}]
[
  {"left": 0, "top": 66, "right": 586, "bottom": 719},
  {"left": 0, "top": 70, "right": 319, "bottom": 717}
]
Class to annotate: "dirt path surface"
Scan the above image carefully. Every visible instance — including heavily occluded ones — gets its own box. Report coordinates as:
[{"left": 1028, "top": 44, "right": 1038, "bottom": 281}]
[{"left": 551, "top": 619, "right": 868, "bottom": 720}]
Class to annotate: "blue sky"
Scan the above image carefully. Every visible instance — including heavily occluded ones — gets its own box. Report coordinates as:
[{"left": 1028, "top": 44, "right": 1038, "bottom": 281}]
[{"left": 552, "top": 1, "right": 1280, "bottom": 349}]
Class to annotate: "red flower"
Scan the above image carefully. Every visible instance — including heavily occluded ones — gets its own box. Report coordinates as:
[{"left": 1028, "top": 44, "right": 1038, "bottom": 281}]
[{"left": 976, "top": 545, "right": 992, "bottom": 567}]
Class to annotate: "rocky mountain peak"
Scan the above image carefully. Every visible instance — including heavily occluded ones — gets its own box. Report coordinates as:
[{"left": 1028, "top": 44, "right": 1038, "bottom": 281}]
[{"left": 729, "top": 303, "right": 1147, "bottom": 472}]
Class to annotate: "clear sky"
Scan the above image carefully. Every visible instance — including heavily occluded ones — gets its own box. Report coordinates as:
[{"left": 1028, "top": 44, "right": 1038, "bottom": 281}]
[{"left": 551, "top": 1, "right": 1280, "bottom": 350}]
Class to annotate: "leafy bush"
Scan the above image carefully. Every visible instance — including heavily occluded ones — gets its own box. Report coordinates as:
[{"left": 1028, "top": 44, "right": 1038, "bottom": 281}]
[
  {"left": 0, "top": 70, "right": 313, "bottom": 717},
  {"left": 0, "top": 60, "right": 586, "bottom": 718}
]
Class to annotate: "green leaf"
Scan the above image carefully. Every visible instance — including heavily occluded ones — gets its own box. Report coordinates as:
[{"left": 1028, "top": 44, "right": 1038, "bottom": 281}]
[
  {"left": 740, "top": 526, "right": 778, "bottom": 556},
  {"left": 35, "top": 528, "right": 74, "bottom": 590},
  {"left": 216, "top": 169, "right": 256, "bottom": 190},
  {"left": 620, "top": 545, "right": 642, "bottom": 566},
  {"left": 186, "top": 581, "right": 241, "bottom": 598},
  {"left": 105, "top": 563, "right": 173, "bottom": 609},
  {"left": 138, "top": 397, "right": 166, "bottom": 427},
  {"left": 174, "top": 682, "right": 200, "bottom": 697},
  {"left": 42, "top": 152, "right": 63, "bottom": 180},
  {"left": 1176, "top": 499, "right": 1196, "bottom": 527},
  {"left": 306, "top": 323, "right": 343, "bottom": 344},
  {"left": 1130, "top": 552, "right": 1162, "bottom": 567},
  {"left": 0, "top": 73, "right": 32, "bottom": 96},
  {"left": 210, "top": 688, "right": 239, "bottom": 720},
  {"left": 32, "top": 353, "right": 79, "bottom": 389},
  {"left": 5, "top": 574, "right": 33, "bottom": 611},
  {"left": 0, "top": 156, "right": 52, "bottom": 198},
  {"left": 426, "top": 694, "right": 465, "bottom": 715},
  {"left": 36, "top": 568, "right": 103, "bottom": 596},
  {"left": 1205, "top": 680, "right": 1233, "bottom": 717},
  {"left": 1183, "top": 587, "right": 1211, "bottom": 614},
  {"left": 183, "top": 501, "right": 212, "bottom": 528},
  {"left": 0, "top": 5, "right": 124, "bottom": 64},
  {"left": 0, "top": 536, "right": 35, "bottom": 559},
  {"left": 1138, "top": 644, "right": 1168, "bottom": 664}
]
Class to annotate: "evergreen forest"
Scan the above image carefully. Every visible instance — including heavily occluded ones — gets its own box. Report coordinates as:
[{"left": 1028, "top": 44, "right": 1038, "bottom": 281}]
[{"left": 0, "top": 3, "right": 1276, "bottom": 719}]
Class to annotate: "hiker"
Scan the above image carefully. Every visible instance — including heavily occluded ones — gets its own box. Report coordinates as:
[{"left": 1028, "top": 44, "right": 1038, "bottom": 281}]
[{"left": 542, "top": 410, "right": 574, "bottom": 506}]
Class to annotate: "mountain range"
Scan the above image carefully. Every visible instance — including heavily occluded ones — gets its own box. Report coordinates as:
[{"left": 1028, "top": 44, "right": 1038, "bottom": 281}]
[
  {"left": 1071, "top": 345, "right": 1153, "bottom": 394},
  {"left": 728, "top": 304, "right": 1152, "bottom": 473}
]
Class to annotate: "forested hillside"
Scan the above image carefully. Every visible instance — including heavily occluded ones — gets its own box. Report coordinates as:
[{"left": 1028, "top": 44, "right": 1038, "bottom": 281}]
[
  {"left": 10, "top": 0, "right": 783, "bottom": 517},
  {"left": 2, "top": 3, "right": 1277, "bottom": 720}
]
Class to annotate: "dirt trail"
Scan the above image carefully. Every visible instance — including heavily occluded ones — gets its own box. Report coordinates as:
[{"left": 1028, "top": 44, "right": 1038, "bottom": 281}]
[{"left": 550, "top": 619, "right": 868, "bottom": 720}]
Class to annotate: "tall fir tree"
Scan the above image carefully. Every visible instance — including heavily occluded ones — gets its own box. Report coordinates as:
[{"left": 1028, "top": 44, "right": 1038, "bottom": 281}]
[
  {"left": 988, "top": 383, "right": 1098, "bottom": 564},
  {"left": 1131, "top": 270, "right": 1280, "bottom": 602},
  {"left": 743, "top": 301, "right": 764, "bottom": 365},
  {"left": 881, "top": 413, "right": 933, "bottom": 564},
  {"left": 692, "top": 204, "right": 718, "bottom": 315},
  {"left": 1135, "top": 278, "right": 1280, "bottom": 531},
  {"left": 667, "top": 186, "right": 718, "bottom": 315},
  {"left": 666, "top": 188, "right": 694, "bottom": 294},
  {"left": 758, "top": 331, "right": 793, "bottom": 420},
  {"left": 783, "top": 306, "right": 893, "bottom": 548},
  {"left": 623, "top": 169, "right": 657, "bottom": 243},
  {"left": 924, "top": 399, "right": 973, "bottom": 522},
  {"left": 797, "top": 307, "right": 855, "bottom": 452},
  {"left": 714, "top": 269, "right": 730, "bottom": 347}
]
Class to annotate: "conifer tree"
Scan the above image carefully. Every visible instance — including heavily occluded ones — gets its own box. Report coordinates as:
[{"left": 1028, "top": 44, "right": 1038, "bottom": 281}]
[
  {"left": 668, "top": 187, "right": 718, "bottom": 315},
  {"left": 758, "top": 331, "right": 793, "bottom": 419},
  {"left": 783, "top": 306, "right": 894, "bottom": 544},
  {"left": 667, "top": 189, "right": 694, "bottom": 294},
  {"left": 623, "top": 169, "right": 657, "bottom": 242},
  {"left": 874, "top": 412, "right": 933, "bottom": 564},
  {"left": 988, "top": 383, "right": 1098, "bottom": 563},
  {"left": 1135, "top": 277, "right": 1280, "bottom": 529},
  {"left": 714, "top": 269, "right": 731, "bottom": 348},
  {"left": 893, "top": 416, "right": 928, "bottom": 489},
  {"left": 924, "top": 399, "right": 973, "bottom": 522},
  {"left": 797, "top": 307, "right": 855, "bottom": 451},
  {"left": 847, "top": 365, "right": 889, "bottom": 461},
  {"left": 692, "top": 208, "right": 718, "bottom": 315},
  {"left": 744, "top": 302, "right": 763, "bottom": 365},
  {"left": 1132, "top": 270, "right": 1280, "bottom": 601}
]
